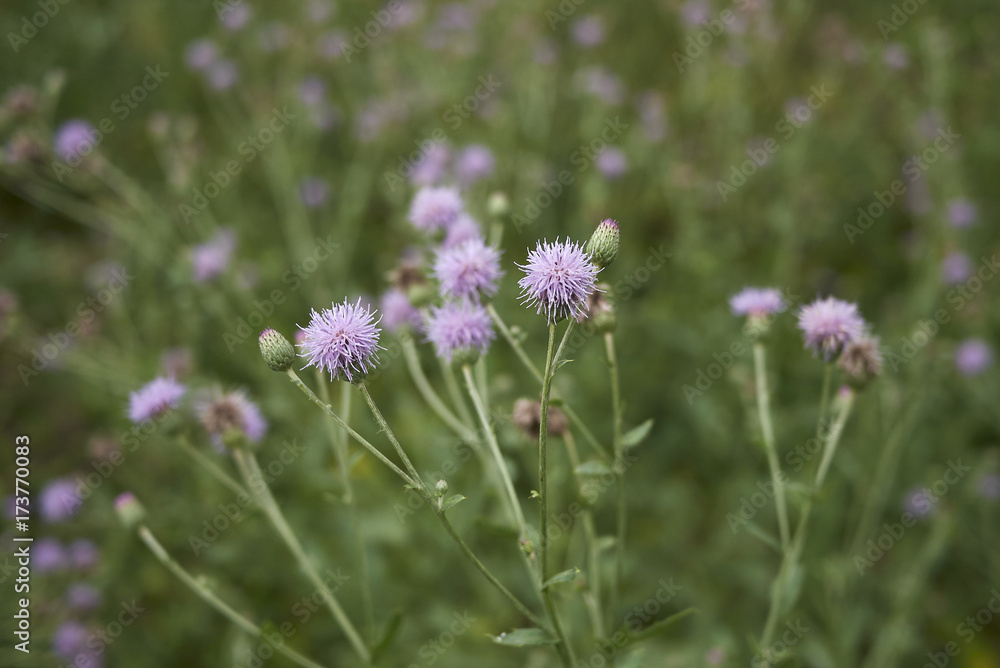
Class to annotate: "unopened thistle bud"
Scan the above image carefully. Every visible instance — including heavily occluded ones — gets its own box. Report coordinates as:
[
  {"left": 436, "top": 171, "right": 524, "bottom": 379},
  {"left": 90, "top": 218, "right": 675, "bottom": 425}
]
[
  {"left": 114, "top": 492, "right": 146, "bottom": 529},
  {"left": 837, "top": 335, "right": 883, "bottom": 389},
  {"left": 487, "top": 191, "right": 510, "bottom": 218},
  {"left": 435, "top": 479, "right": 449, "bottom": 497},
  {"left": 512, "top": 398, "right": 568, "bottom": 438},
  {"left": 585, "top": 219, "right": 620, "bottom": 268},
  {"left": 259, "top": 328, "right": 295, "bottom": 371},
  {"left": 577, "top": 285, "right": 616, "bottom": 333}
]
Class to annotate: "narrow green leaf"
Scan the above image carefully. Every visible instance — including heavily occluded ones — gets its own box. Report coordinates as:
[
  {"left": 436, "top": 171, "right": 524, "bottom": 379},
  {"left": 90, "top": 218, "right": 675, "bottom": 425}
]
[
  {"left": 622, "top": 419, "right": 654, "bottom": 448},
  {"left": 490, "top": 628, "right": 558, "bottom": 646},
  {"left": 442, "top": 494, "right": 466, "bottom": 511},
  {"left": 370, "top": 608, "right": 405, "bottom": 663},
  {"left": 542, "top": 568, "right": 579, "bottom": 590},
  {"left": 626, "top": 607, "right": 698, "bottom": 642},
  {"left": 576, "top": 461, "right": 613, "bottom": 476}
]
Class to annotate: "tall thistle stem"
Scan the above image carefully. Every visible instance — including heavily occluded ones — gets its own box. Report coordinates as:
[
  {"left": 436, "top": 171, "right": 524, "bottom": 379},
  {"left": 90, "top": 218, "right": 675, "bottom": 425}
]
[{"left": 753, "top": 342, "right": 790, "bottom": 552}]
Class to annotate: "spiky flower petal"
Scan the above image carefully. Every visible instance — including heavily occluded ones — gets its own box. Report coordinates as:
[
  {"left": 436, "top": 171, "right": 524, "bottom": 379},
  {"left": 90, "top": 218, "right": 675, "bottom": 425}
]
[
  {"left": 729, "top": 287, "right": 786, "bottom": 317},
  {"left": 433, "top": 238, "right": 503, "bottom": 301},
  {"left": 425, "top": 301, "right": 495, "bottom": 363},
  {"left": 797, "top": 297, "right": 866, "bottom": 360},
  {"left": 408, "top": 186, "right": 463, "bottom": 231},
  {"left": 518, "top": 238, "right": 600, "bottom": 323},
  {"left": 128, "top": 377, "right": 186, "bottom": 423},
  {"left": 299, "top": 298, "right": 383, "bottom": 381}
]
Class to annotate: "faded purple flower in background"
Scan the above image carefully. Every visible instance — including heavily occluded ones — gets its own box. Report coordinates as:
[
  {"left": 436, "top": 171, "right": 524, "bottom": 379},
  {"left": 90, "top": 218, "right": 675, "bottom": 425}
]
[
  {"left": 680, "top": 0, "right": 711, "bottom": 26},
  {"left": 299, "top": 177, "right": 330, "bottom": 209},
  {"left": 433, "top": 238, "right": 503, "bottom": 301},
  {"left": 596, "top": 147, "right": 628, "bottom": 179},
  {"left": 35, "top": 538, "right": 67, "bottom": 572},
  {"left": 207, "top": 59, "right": 239, "bottom": 90},
  {"left": 54, "top": 120, "right": 97, "bottom": 163},
  {"left": 258, "top": 22, "right": 290, "bottom": 52},
  {"left": 518, "top": 239, "right": 600, "bottom": 323},
  {"left": 380, "top": 289, "right": 421, "bottom": 332},
  {"left": 299, "top": 76, "right": 327, "bottom": 107},
  {"left": 442, "top": 214, "right": 483, "bottom": 249},
  {"left": 730, "top": 287, "right": 786, "bottom": 317},
  {"left": 196, "top": 389, "right": 268, "bottom": 447},
  {"left": 184, "top": 39, "right": 218, "bottom": 71},
  {"left": 534, "top": 38, "right": 559, "bottom": 65},
  {"left": 161, "top": 347, "right": 193, "bottom": 380},
  {"left": 192, "top": 228, "right": 236, "bottom": 282},
  {"left": 636, "top": 90, "right": 668, "bottom": 142},
  {"left": 69, "top": 539, "right": 99, "bottom": 569},
  {"left": 947, "top": 198, "right": 978, "bottom": 228},
  {"left": 706, "top": 647, "right": 726, "bottom": 665},
  {"left": 571, "top": 15, "right": 606, "bottom": 47},
  {"left": 797, "top": 297, "right": 866, "bottom": 359},
  {"left": 883, "top": 43, "right": 909, "bottom": 69},
  {"left": 979, "top": 473, "right": 1000, "bottom": 500},
  {"left": 53, "top": 621, "right": 89, "bottom": 660},
  {"left": 425, "top": 301, "right": 495, "bottom": 361},
  {"left": 903, "top": 486, "right": 938, "bottom": 518},
  {"left": 299, "top": 299, "right": 383, "bottom": 381},
  {"left": 408, "top": 187, "right": 463, "bottom": 231},
  {"left": 220, "top": 3, "right": 252, "bottom": 31},
  {"left": 454, "top": 144, "right": 494, "bottom": 185},
  {"left": 306, "top": 0, "right": 334, "bottom": 22},
  {"left": 955, "top": 338, "right": 993, "bottom": 376},
  {"left": 66, "top": 583, "right": 102, "bottom": 610},
  {"left": 941, "top": 252, "right": 973, "bottom": 284},
  {"left": 577, "top": 67, "right": 624, "bottom": 105},
  {"left": 128, "top": 376, "right": 186, "bottom": 423},
  {"left": 317, "top": 30, "right": 349, "bottom": 60},
  {"left": 410, "top": 143, "right": 451, "bottom": 186},
  {"left": 40, "top": 478, "right": 81, "bottom": 522}
]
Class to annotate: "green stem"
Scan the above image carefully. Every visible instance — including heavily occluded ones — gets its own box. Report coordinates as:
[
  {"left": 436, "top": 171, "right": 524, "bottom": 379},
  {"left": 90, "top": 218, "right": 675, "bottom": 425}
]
[
  {"left": 605, "top": 332, "right": 627, "bottom": 632},
  {"left": 563, "top": 430, "right": 606, "bottom": 638},
  {"left": 439, "top": 357, "right": 475, "bottom": 429},
  {"left": 285, "top": 370, "right": 415, "bottom": 488},
  {"left": 401, "top": 336, "right": 479, "bottom": 445},
  {"left": 137, "top": 525, "right": 329, "bottom": 668},
  {"left": 232, "top": 449, "right": 370, "bottom": 664},
  {"left": 317, "top": 374, "right": 374, "bottom": 641},
  {"left": 356, "top": 382, "right": 425, "bottom": 493},
  {"left": 177, "top": 436, "right": 250, "bottom": 500},
  {"left": 753, "top": 343, "right": 790, "bottom": 552},
  {"left": 462, "top": 364, "right": 527, "bottom": 534}
]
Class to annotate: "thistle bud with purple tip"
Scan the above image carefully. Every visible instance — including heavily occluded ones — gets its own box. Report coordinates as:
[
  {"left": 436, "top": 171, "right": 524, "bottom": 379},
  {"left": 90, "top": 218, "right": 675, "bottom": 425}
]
[
  {"left": 114, "top": 492, "right": 145, "bottom": 529},
  {"left": 584, "top": 219, "right": 620, "bottom": 268}
]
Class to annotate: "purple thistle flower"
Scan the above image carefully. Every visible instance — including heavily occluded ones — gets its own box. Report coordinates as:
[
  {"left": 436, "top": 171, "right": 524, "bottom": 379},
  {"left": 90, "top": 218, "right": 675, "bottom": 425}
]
[
  {"left": 220, "top": 3, "right": 252, "bottom": 31},
  {"left": 730, "top": 287, "right": 786, "bottom": 317},
  {"left": 66, "top": 583, "right": 102, "bottom": 610},
  {"left": 128, "top": 376, "right": 186, "bottom": 423},
  {"left": 979, "top": 473, "right": 1000, "bottom": 501},
  {"left": 299, "top": 76, "right": 327, "bottom": 107},
  {"left": 196, "top": 389, "right": 268, "bottom": 447},
  {"left": 425, "top": 301, "right": 495, "bottom": 362},
  {"left": 53, "top": 620, "right": 89, "bottom": 660},
  {"left": 184, "top": 39, "right": 218, "bottom": 71},
  {"left": 577, "top": 66, "right": 624, "bottom": 105},
  {"left": 455, "top": 144, "right": 495, "bottom": 185},
  {"left": 947, "top": 198, "right": 978, "bottom": 228},
  {"left": 571, "top": 15, "right": 606, "bottom": 47},
  {"left": 408, "top": 187, "right": 464, "bottom": 232},
  {"left": 380, "top": 288, "right": 421, "bottom": 332},
  {"left": 207, "top": 59, "right": 239, "bottom": 90},
  {"left": 596, "top": 147, "right": 628, "bottom": 179},
  {"left": 35, "top": 538, "right": 66, "bottom": 572},
  {"left": 299, "top": 176, "right": 330, "bottom": 209},
  {"left": 192, "top": 228, "right": 236, "bottom": 282},
  {"left": 40, "top": 478, "right": 81, "bottom": 523},
  {"left": 307, "top": 0, "right": 334, "bottom": 22},
  {"left": 681, "top": 0, "right": 711, "bottom": 26},
  {"left": 955, "top": 338, "right": 993, "bottom": 376},
  {"left": 433, "top": 238, "right": 503, "bottom": 301},
  {"left": 883, "top": 43, "right": 909, "bottom": 69},
  {"left": 68, "top": 539, "right": 99, "bottom": 569},
  {"left": 797, "top": 297, "right": 866, "bottom": 360},
  {"left": 518, "top": 239, "right": 600, "bottom": 324},
  {"left": 410, "top": 144, "right": 451, "bottom": 186},
  {"left": 903, "top": 486, "right": 937, "bottom": 518},
  {"left": 54, "top": 120, "right": 97, "bottom": 163},
  {"left": 299, "top": 298, "right": 383, "bottom": 382},
  {"left": 442, "top": 213, "right": 483, "bottom": 249},
  {"left": 942, "top": 252, "right": 973, "bottom": 284}
]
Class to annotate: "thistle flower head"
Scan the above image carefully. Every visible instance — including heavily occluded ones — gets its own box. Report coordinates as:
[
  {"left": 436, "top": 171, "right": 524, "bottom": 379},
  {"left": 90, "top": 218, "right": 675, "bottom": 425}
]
[
  {"left": 196, "top": 388, "right": 268, "bottom": 447},
  {"left": 797, "top": 297, "right": 866, "bottom": 360},
  {"left": 729, "top": 287, "right": 786, "bottom": 318},
  {"left": 54, "top": 120, "right": 96, "bottom": 162},
  {"left": 442, "top": 213, "right": 483, "bottom": 249},
  {"left": 455, "top": 144, "right": 495, "bottom": 185},
  {"left": 380, "top": 288, "right": 422, "bottom": 332},
  {"left": 955, "top": 338, "right": 993, "bottom": 376},
  {"left": 837, "top": 335, "right": 884, "bottom": 387},
  {"left": 259, "top": 328, "right": 295, "bottom": 371},
  {"left": 512, "top": 398, "right": 568, "bottom": 438},
  {"left": 433, "top": 238, "right": 503, "bottom": 301},
  {"left": 299, "top": 298, "right": 383, "bottom": 382},
  {"left": 40, "top": 478, "right": 81, "bottom": 523},
  {"left": 192, "top": 228, "right": 236, "bottom": 282},
  {"left": 128, "top": 376, "right": 185, "bottom": 423},
  {"left": 584, "top": 219, "right": 620, "bottom": 268},
  {"left": 425, "top": 301, "right": 495, "bottom": 363},
  {"left": 518, "top": 238, "right": 600, "bottom": 323},
  {"left": 408, "top": 186, "right": 463, "bottom": 231}
]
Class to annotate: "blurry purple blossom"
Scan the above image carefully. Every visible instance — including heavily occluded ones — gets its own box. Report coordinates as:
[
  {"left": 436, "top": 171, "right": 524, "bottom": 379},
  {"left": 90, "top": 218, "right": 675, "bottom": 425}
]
[{"left": 955, "top": 339, "right": 993, "bottom": 376}]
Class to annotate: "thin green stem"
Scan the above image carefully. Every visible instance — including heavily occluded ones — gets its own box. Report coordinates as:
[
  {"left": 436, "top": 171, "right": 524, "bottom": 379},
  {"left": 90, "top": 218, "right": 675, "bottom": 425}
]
[
  {"left": 177, "top": 436, "right": 250, "bottom": 500},
  {"left": 439, "top": 357, "right": 475, "bottom": 429},
  {"left": 316, "top": 374, "right": 374, "bottom": 641},
  {"left": 137, "top": 525, "right": 329, "bottom": 668},
  {"left": 285, "top": 370, "right": 415, "bottom": 488},
  {"left": 233, "top": 449, "right": 370, "bottom": 664},
  {"left": 462, "top": 364, "right": 527, "bottom": 533},
  {"left": 564, "top": 430, "right": 606, "bottom": 638},
  {"left": 357, "top": 382, "right": 426, "bottom": 493},
  {"left": 401, "top": 336, "right": 479, "bottom": 444},
  {"left": 605, "top": 331, "right": 627, "bottom": 632},
  {"left": 753, "top": 343, "right": 790, "bottom": 552}
]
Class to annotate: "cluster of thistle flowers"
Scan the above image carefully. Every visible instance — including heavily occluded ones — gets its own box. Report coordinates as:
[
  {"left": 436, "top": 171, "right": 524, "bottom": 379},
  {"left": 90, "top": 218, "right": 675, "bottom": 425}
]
[{"left": 731, "top": 288, "right": 883, "bottom": 385}]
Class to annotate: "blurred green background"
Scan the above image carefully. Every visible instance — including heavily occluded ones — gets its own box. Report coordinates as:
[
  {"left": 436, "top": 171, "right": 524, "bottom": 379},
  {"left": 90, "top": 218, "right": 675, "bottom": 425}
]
[{"left": 1, "top": 0, "right": 999, "bottom": 666}]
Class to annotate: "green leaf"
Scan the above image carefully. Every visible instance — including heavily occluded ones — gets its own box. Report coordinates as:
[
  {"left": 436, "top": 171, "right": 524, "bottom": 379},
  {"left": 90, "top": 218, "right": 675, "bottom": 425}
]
[
  {"left": 618, "top": 648, "right": 647, "bottom": 668},
  {"left": 576, "top": 461, "right": 613, "bottom": 477},
  {"left": 490, "top": 628, "right": 558, "bottom": 647},
  {"left": 596, "top": 536, "right": 617, "bottom": 552},
  {"left": 542, "top": 568, "right": 579, "bottom": 590},
  {"left": 442, "top": 494, "right": 466, "bottom": 511},
  {"left": 370, "top": 608, "right": 404, "bottom": 663},
  {"left": 549, "top": 397, "right": 565, "bottom": 407},
  {"left": 626, "top": 607, "right": 698, "bottom": 642},
  {"left": 622, "top": 419, "right": 654, "bottom": 448}
]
